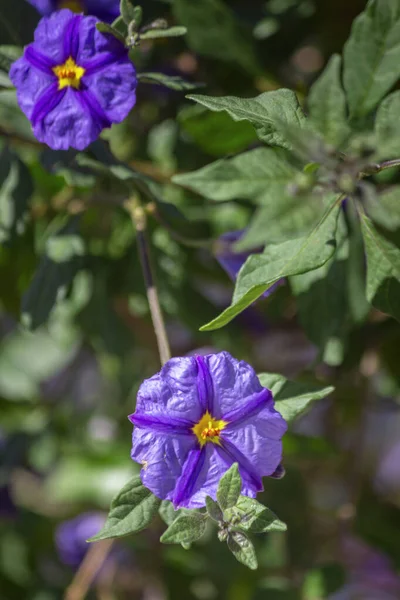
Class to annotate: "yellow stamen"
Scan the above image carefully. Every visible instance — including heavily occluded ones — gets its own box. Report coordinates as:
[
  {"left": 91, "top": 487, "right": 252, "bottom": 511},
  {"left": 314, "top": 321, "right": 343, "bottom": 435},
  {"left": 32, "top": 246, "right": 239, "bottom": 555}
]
[
  {"left": 58, "top": 0, "right": 83, "bottom": 12},
  {"left": 192, "top": 411, "right": 228, "bottom": 447},
  {"left": 53, "top": 57, "right": 85, "bottom": 90}
]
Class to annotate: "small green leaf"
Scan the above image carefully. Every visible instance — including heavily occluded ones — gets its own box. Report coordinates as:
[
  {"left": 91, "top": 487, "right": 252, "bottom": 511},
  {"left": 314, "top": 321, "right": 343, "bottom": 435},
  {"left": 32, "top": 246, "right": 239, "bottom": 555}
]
[
  {"left": 120, "top": 0, "right": 137, "bottom": 25},
  {"left": 188, "top": 89, "right": 306, "bottom": 150},
  {"left": 343, "top": 0, "right": 400, "bottom": 118},
  {"left": 96, "top": 22, "right": 125, "bottom": 43},
  {"left": 0, "top": 146, "right": 33, "bottom": 245},
  {"left": 89, "top": 476, "right": 161, "bottom": 541},
  {"left": 258, "top": 373, "right": 334, "bottom": 422},
  {"left": 365, "top": 186, "right": 400, "bottom": 231},
  {"left": 233, "top": 496, "right": 287, "bottom": 533},
  {"left": 200, "top": 201, "right": 341, "bottom": 331},
  {"left": 173, "top": 147, "right": 297, "bottom": 202},
  {"left": 159, "top": 500, "right": 182, "bottom": 526},
  {"left": 375, "top": 90, "right": 400, "bottom": 158},
  {"left": 140, "top": 26, "right": 187, "bottom": 39},
  {"left": 360, "top": 211, "right": 400, "bottom": 322},
  {"left": 217, "top": 463, "right": 241, "bottom": 510},
  {"left": 205, "top": 496, "right": 224, "bottom": 522},
  {"left": 160, "top": 512, "right": 207, "bottom": 545},
  {"left": 138, "top": 72, "right": 201, "bottom": 91},
  {"left": 308, "top": 54, "right": 350, "bottom": 147},
  {"left": 0, "top": 45, "right": 23, "bottom": 73},
  {"left": 227, "top": 532, "right": 258, "bottom": 570}
]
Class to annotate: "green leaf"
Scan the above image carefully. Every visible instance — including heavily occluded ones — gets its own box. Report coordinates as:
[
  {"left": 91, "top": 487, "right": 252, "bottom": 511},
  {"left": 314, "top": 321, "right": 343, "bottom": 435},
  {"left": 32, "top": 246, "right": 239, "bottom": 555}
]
[
  {"left": 343, "top": 0, "right": 400, "bottom": 118},
  {"left": 159, "top": 501, "right": 183, "bottom": 526},
  {"left": 217, "top": 463, "right": 241, "bottom": 510},
  {"left": 188, "top": 89, "right": 307, "bottom": 150},
  {"left": 0, "top": 146, "right": 33, "bottom": 245},
  {"left": 308, "top": 54, "right": 350, "bottom": 147},
  {"left": 365, "top": 186, "right": 400, "bottom": 231},
  {"left": 160, "top": 512, "right": 207, "bottom": 545},
  {"left": 138, "top": 72, "right": 201, "bottom": 91},
  {"left": 140, "top": 26, "right": 187, "bottom": 39},
  {"left": 227, "top": 532, "right": 258, "bottom": 570},
  {"left": 120, "top": 0, "right": 137, "bottom": 25},
  {"left": 205, "top": 496, "right": 224, "bottom": 522},
  {"left": 200, "top": 201, "right": 341, "bottom": 331},
  {"left": 96, "top": 22, "right": 125, "bottom": 43},
  {"left": 360, "top": 211, "right": 400, "bottom": 322},
  {"left": 258, "top": 373, "right": 334, "bottom": 422},
  {"left": 233, "top": 496, "right": 287, "bottom": 533},
  {"left": 375, "top": 90, "right": 400, "bottom": 158},
  {"left": 173, "top": 147, "right": 297, "bottom": 203},
  {"left": 152, "top": 199, "right": 211, "bottom": 247},
  {"left": 0, "top": 90, "right": 34, "bottom": 140},
  {"left": 89, "top": 476, "right": 161, "bottom": 541},
  {"left": 179, "top": 105, "right": 258, "bottom": 157},
  {"left": 0, "top": 45, "right": 22, "bottom": 72},
  {"left": 172, "top": 0, "right": 260, "bottom": 74}
]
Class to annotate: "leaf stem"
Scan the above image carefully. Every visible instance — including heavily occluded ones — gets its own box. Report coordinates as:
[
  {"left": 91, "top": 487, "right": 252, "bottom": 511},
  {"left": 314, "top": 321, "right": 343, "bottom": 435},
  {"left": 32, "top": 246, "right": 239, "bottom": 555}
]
[
  {"left": 64, "top": 539, "right": 114, "bottom": 600},
  {"left": 126, "top": 197, "right": 171, "bottom": 366},
  {"left": 363, "top": 157, "right": 400, "bottom": 175}
]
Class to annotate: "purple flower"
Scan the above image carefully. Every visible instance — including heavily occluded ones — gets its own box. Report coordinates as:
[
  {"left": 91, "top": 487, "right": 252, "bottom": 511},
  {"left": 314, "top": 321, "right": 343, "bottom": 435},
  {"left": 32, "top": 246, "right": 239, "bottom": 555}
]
[
  {"left": 129, "top": 351, "right": 287, "bottom": 509},
  {"left": 215, "top": 230, "right": 284, "bottom": 298},
  {"left": 10, "top": 10, "right": 137, "bottom": 150},
  {"left": 56, "top": 512, "right": 105, "bottom": 567},
  {"left": 27, "top": 0, "right": 120, "bottom": 23}
]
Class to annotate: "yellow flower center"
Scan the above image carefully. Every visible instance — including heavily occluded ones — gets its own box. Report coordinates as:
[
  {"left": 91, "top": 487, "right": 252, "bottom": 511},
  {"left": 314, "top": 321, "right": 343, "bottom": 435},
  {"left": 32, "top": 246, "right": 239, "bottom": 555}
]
[
  {"left": 53, "top": 57, "right": 85, "bottom": 90},
  {"left": 58, "top": 0, "right": 83, "bottom": 12},
  {"left": 192, "top": 411, "right": 228, "bottom": 447}
]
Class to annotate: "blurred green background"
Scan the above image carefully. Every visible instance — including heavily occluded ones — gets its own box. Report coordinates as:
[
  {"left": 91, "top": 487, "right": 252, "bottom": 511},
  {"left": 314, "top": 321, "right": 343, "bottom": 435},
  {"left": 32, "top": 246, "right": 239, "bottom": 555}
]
[{"left": 1, "top": 0, "right": 400, "bottom": 598}]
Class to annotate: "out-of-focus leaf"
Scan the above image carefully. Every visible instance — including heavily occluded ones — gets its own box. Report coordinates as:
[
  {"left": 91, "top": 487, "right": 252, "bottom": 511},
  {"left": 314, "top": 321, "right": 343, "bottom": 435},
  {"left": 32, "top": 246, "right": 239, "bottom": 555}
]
[
  {"left": 179, "top": 105, "right": 258, "bottom": 157},
  {"left": 231, "top": 496, "right": 287, "bottom": 533},
  {"left": 0, "top": 145, "right": 33, "bottom": 245},
  {"left": 0, "top": 90, "right": 35, "bottom": 140},
  {"left": 140, "top": 26, "right": 187, "bottom": 39},
  {"left": 160, "top": 512, "right": 207, "bottom": 544},
  {"left": 360, "top": 212, "right": 400, "bottom": 322},
  {"left": 343, "top": 0, "right": 400, "bottom": 118},
  {"left": 153, "top": 199, "right": 211, "bottom": 246},
  {"left": 365, "top": 186, "right": 400, "bottom": 231},
  {"left": 90, "top": 475, "right": 161, "bottom": 541},
  {"left": 173, "top": 147, "right": 297, "bottom": 202},
  {"left": 375, "top": 90, "right": 400, "bottom": 158},
  {"left": 200, "top": 202, "right": 340, "bottom": 331},
  {"left": 41, "top": 149, "right": 96, "bottom": 187},
  {"left": 258, "top": 373, "right": 334, "bottom": 422},
  {"left": 173, "top": 0, "right": 260, "bottom": 74},
  {"left": 138, "top": 72, "right": 201, "bottom": 91},
  {"left": 217, "top": 463, "right": 241, "bottom": 510},
  {"left": 227, "top": 531, "right": 258, "bottom": 570},
  {"left": 188, "top": 90, "right": 306, "bottom": 150},
  {"left": 0, "top": 45, "right": 22, "bottom": 72},
  {"left": 308, "top": 54, "right": 350, "bottom": 147}
]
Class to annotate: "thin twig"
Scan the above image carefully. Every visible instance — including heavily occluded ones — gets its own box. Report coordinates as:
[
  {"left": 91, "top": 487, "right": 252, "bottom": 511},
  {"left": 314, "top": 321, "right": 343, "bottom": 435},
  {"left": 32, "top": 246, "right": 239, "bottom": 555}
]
[
  {"left": 362, "top": 157, "right": 400, "bottom": 175},
  {"left": 64, "top": 539, "right": 114, "bottom": 600},
  {"left": 126, "top": 198, "right": 171, "bottom": 366}
]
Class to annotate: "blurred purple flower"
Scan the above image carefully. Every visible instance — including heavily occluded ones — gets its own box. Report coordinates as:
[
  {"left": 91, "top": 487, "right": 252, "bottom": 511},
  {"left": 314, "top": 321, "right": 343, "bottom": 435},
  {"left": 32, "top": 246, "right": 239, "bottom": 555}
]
[
  {"left": 0, "top": 485, "right": 17, "bottom": 518},
  {"left": 215, "top": 230, "right": 284, "bottom": 298},
  {"left": 129, "top": 351, "right": 287, "bottom": 509},
  {"left": 56, "top": 512, "right": 105, "bottom": 567},
  {"left": 330, "top": 537, "right": 400, "bottom": 600},
  {"left": 10, "top": 10, "right": 137, "bottom": 150},
  {"left": 27, "top": 0, "right": 120, "bottom": 23}
]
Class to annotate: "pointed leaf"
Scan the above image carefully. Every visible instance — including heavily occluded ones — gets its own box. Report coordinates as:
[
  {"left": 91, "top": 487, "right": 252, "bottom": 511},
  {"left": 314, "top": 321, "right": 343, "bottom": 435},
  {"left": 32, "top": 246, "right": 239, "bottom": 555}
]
[
  {"left": 0, "top": 146, "right": 33, "bottom": 245},
  {"left": 138, "top": 72, "right": 201, "bottom": 91},
  {"left": 360, "top": 212, "right": 400, "bottom": 322},
  {"left": 308, "top": 54, "right": 350, "bottom": 146},
  {"left": 120, "top": 0, "right": 137, "bottom": 25},
  {"left": 159, "top": 501, "right": 183, "bottom": 526},
  {"left": 227, "top": 532, "right": 258, "bottom": 570},
  {"left": 343, "top": 0, "right": 400, "bottom": 118},
  {"left": 90, "top": 476, "right": 161, "bottom": 541},
  {"left": 160, "top": 512, "right": 207, "bottom": 545},
  {"left": 96, "top": 22, "right": 125, "bottom": 43},
  {"left": 205, "top": 496, "right": 224, "bottom": 522},
  {"left": 0, "top": 45, "right": 23, "bottom": 73},
  {"left": 258, "top": 373, "right": 334, "bottom": 422},
  {"left": 375, "top": 90, "right": 400, "bottom": 158},
  {"left": 217, "top": 463, "right": 241, "bottom": 510},
  {"left": 233, "top": 496, "right": 287, "bottom": 533},
  {"left": 200, "top": 201, "right": 341, "bottom": 331},
  {"left": 188, "top": 89, "right": 306, "bottom": 150},
  {"left": 141, "top": 26, "right": 187, "bottom": 39}
]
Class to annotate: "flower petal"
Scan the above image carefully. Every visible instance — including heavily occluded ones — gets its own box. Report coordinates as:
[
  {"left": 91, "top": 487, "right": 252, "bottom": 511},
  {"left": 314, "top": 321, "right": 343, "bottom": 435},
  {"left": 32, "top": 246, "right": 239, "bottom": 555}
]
[
  {"left": 131, "top": 428, "right": 196, "bottom": 502},
  {"left": 84, "top": 0, "right": 120, "bottom": 23},
  {"left": 24, "top": 45, "right": 56, "bottom": 73},
  {"left": 77, "top": 15, "right": 125, "bottom": 68},
  {"left": 32, "top": 87, "right": 103, "bottom": 150},
  {"left": 10, "top": 56, "right": 54, "bottom": 120},
  {"left": 33, "top": 9, "right": 77, "bottom": 64},
  {"left": 128, "top": 412, "right": 193, "bottom": 435},
  {"left": 31, "top": 82, "right": 65, "bottom": 125},
  {"left": 223, "top": 387, "right": 272, "bottom": 424},
  {"left": 63, "top": 13, "right": 82, "bottom": 61}
]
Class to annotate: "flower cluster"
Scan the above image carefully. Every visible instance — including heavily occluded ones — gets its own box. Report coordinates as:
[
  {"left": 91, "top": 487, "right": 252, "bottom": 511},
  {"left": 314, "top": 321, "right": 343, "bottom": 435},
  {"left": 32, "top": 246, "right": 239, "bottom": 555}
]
[
  {"left": 10, "top": 10, "right": 137, "bottom": 150},
  {"left": 129, "top": 351, "right": 287, "bottom": 509}
]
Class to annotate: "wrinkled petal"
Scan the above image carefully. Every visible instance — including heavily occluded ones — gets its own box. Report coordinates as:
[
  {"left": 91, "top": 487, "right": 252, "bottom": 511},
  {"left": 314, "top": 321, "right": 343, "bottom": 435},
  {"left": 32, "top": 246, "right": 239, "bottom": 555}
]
[
  {"left": 82, "top": 60, "right": 137, "bottom": 123},
  {"left": 223, "top": 387, "right": 272, "bottom": 424},
  {"left": 128, "top": 412, "right": 193, "bottom": 435},
  {"left": 33, "top": 87, "right": 102, "bottom": 150},
  {"left": 10, "top": 56, "right": 54, "bottom": 120},
  {"left": 77, "top": 15, "right": 125, "bottom": 67},
  {"left": 27, "top": 0, "right": 57, "bottom": 15},
  {"left": 223, "top": 403, "right": 287, "bottom": 479},
  {"left": 63, "top": 13, "right": 82, "bottom": 61},
  {"left": 33, "top": 9, "right": 76, "bottom": 63},
  {"left": 24, "top": 45, "right": 56, "bottom": 73},
  {"left": 173, "top": 444, "right": 232, "bottom": 509},
  {"left": 131, "top": 428, "right": 196, "bottom": 501}
]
